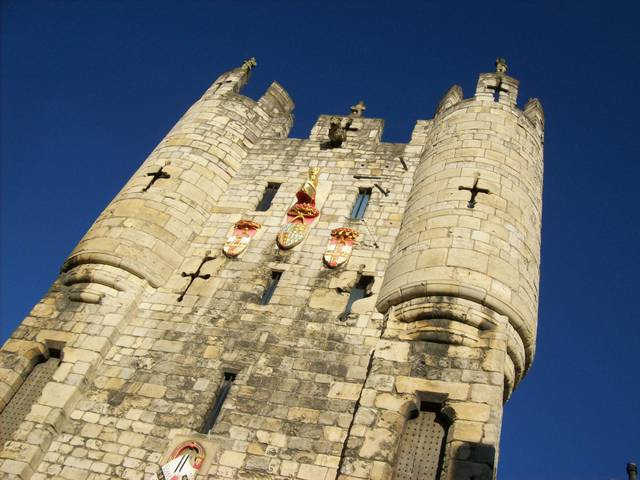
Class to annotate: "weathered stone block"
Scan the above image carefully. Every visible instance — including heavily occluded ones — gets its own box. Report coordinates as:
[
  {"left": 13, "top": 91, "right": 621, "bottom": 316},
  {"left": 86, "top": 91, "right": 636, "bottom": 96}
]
[{"left": 328, "top": 382, "right": 361, "bottom": 401}]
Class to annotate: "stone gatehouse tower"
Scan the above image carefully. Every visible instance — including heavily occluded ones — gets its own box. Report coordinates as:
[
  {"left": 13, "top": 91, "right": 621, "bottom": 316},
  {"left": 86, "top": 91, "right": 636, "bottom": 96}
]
[{"left": 0, "top": 58, "right": 544, "bottom": 480}]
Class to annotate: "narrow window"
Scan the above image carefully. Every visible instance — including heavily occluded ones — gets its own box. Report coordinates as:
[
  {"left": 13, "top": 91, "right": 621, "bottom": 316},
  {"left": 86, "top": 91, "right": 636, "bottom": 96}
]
[
  {"left": 340, "top": 275, "right": 374, "bottom": 320},
  {"left": 0, "top": 351, "right": 61, "bottom": 446},
  {"left": 394, "top": 402, "right": 449, "bottom": 480},
  {"left": 350, "top": 188, "right": 372, "bottom": 220},
  {"left": 200, "top": 372, "right": 237, "bottom": 433},
  {"left": 260, "top": 270, "right": 282, "bottom": 305},
  {"left": 256, "top": 183, "right": 281, "bottom": 211}
]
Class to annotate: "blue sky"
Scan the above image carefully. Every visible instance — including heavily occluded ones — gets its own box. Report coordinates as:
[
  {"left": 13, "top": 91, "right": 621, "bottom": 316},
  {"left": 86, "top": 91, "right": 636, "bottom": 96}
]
[{"left": 1, "top": 1, "right": 639, "bottom": 478}]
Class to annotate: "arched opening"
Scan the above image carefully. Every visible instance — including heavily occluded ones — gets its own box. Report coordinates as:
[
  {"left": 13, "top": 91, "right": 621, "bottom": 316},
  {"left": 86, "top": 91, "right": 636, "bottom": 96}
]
[
  {"left": 0, "top": 349, "right": 61, "bottom": 447},
  {"left": 394, "top": 395, "right": 451, "bottom": 480}
]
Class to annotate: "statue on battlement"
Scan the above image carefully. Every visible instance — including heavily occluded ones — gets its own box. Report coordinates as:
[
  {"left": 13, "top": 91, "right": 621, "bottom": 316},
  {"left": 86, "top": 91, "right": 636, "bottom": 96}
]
[
  {"left": 328, "top": 116, "right": 351, "bottom": 148},
  {"left": 349, "top": 100, "right": 366, "bottom": 117},
  {"left": 495, "top": 58, "right": 508, "bottom": 74},
  {"left": 241, "top": 57, "right": 257, "bottom": 72}
]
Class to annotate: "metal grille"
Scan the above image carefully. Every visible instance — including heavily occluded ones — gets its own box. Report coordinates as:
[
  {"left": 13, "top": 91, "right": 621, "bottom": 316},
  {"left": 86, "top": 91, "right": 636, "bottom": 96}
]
[
  {"left": 394, "top": 411, "right": 446, "bottom": 480},
  {"left": 0, "top": 357, "right": 60, "bottom": 446}
]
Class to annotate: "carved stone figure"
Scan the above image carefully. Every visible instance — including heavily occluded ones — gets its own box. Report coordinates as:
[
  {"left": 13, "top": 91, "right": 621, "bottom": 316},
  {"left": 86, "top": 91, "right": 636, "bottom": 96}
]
[
  {"left": 241, "top": 57, "right": 257, "bottom": 72},
  {"left": 349, "top": 100, "right": 366, "bottom": 117},
  {"left": 495, "top": 57, "right": 508, "bottom": 74},
  {"left": 328, "top": 116, "right": 351, "bottom": 148}
]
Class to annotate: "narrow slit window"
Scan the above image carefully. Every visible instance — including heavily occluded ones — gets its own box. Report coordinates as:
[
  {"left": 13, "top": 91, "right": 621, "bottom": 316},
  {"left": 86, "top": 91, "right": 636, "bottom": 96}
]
[
  {"left": 350, "top": 188, "right": 372, "bottom": 220},
  {"left": 260, "top": 270, "right": 282, "bottom": 305},
  {"left": 256, "top": 183, "right": 281, "bottom": 211},
  {"left": 341, "top": 275, "right": 374, "bottom": 320},
  {"left": 394, "top": 402, "right": 449, "bottom": 480},
  {"left": 200, "top": 372, "right": 237, "bottom": 433},
  {"left": 0, "top": 351, "right": 61, "bottom": 446}
]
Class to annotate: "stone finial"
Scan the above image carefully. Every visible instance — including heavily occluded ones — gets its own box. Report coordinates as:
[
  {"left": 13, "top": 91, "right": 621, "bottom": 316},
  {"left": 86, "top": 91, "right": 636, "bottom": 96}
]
[
  {"left": 241, "top": 57, "right": 257, "bottom": 72},
  {"left": 349, "top": 100, "right": 366, "bottom": 118},
  {"left": 495, "top": 58, "right": 508, "bottom": 74}
]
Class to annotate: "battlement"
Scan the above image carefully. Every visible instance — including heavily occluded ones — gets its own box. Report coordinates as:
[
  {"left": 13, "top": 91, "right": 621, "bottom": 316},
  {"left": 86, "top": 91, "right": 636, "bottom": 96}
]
[
  {"left": 475, "top": 71, "right": 519, "bottom": 106},
  {"left": 432, "top": 59, "right": 544, "bottom": 145},
  {"left": 204, "top": 57, "right": 257, "bottom": 97},
  {"left": 309, "top": 113, "right": 384, "bottom": 145},
  {"left": 257, "top": 81, "right": 294, "bottom": 117},
  {"left": 204, "top": 58, "right": 542, "bottom": 149}
]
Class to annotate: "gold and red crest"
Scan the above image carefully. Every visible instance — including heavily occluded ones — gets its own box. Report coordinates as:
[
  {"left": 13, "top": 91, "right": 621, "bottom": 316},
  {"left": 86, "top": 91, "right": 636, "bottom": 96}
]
[
  {"left": 276, "top": 203, "right": 319, "bottom": 249},
  {"left": 277, "top": 168, "right": 321, "bottom": 250},
  {"left": 323, "top": 227, "right": 359, "bottom": 268},
  {"left": 223, "top": 220, "right": 261, "bottom": 258}
]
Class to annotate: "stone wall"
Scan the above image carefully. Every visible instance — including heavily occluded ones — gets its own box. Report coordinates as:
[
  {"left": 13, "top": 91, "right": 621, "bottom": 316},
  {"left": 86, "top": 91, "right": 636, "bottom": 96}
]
[{"left": 0, "top": 60, "right": 543, "bottom": 480}]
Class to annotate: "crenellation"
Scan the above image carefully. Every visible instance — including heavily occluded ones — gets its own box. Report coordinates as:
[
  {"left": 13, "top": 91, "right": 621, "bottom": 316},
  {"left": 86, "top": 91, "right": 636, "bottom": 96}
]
[{"left": 309, "top": 115, "right": 386, "bottom": 146}]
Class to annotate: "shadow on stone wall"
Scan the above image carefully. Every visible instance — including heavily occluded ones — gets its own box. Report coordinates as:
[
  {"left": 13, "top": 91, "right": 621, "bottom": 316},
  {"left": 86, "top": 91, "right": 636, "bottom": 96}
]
[{"left": 447, "top": 442, "right": 496, "bottom": 480}]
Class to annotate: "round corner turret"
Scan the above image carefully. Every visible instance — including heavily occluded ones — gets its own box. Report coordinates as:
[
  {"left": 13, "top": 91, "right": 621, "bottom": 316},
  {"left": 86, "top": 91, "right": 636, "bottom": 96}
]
[
  {"left": 377, "top": 62, "right": 544, "bottom": 382},
  {"left": 66, "top": 59, "right": 291, "bottom": 290}
]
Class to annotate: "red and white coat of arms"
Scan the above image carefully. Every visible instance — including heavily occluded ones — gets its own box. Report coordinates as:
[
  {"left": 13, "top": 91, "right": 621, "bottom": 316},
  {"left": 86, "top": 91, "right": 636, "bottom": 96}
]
[
  {"left": 223, "top": 220, "right": 261, "bottom": 258},
  {"left": 155, "top": 441, "right": 205, "bottom": 480},
  {"left": 323, "top": 227, "right": 359, "bottom": 268}
]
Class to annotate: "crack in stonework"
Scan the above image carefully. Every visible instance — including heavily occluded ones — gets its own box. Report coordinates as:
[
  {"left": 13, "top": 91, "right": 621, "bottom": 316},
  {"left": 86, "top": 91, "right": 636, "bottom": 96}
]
[{"left": 336, "top": 347, "right": 376, "bottom": 476}]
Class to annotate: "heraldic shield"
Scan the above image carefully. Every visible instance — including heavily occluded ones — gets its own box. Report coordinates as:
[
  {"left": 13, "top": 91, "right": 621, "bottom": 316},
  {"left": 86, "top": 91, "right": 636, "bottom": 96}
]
[
  {"left": 223, "top": 220, "right": 261, "bottom": 258},
  {"left": 277, "top": 167, "right": 321, "bottom": 250},
  {"left": 276, "top": 203, "right": 319, "bottom": 249},
  {"left": 155, "top": 440, "right": 205, "bottom": 480},
  {"left": 323, "top": 227, "right": 359, "bottom": 268}
]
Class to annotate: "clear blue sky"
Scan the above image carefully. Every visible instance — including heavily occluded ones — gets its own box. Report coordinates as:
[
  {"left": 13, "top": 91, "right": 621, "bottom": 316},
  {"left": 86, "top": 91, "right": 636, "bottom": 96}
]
[{"left": 1, "top": 1, "right": 639, "bottom": 478}]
